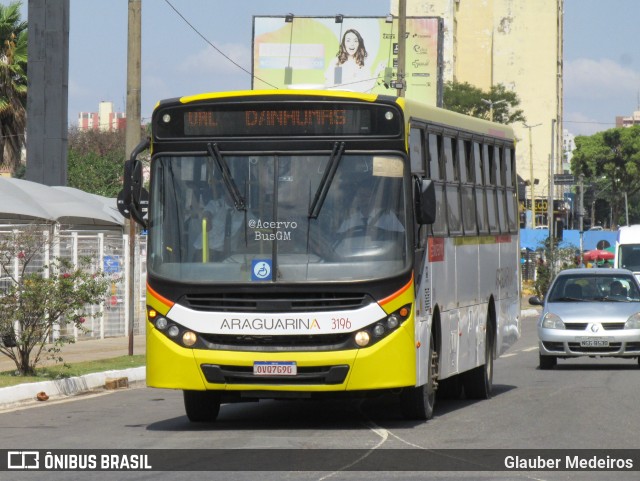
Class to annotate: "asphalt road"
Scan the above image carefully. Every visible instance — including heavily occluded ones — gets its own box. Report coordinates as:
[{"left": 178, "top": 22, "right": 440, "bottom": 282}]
[{"left": 2, "top": 311, "right": 639, "bottom": 481}]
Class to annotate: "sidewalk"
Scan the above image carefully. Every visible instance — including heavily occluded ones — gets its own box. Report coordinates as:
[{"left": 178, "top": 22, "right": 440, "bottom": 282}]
[
  {"left": 0, "top": 335, "right": 146, "bottom": 410},
  {"left": 0, "top": 334, "right": 146, "bottom": 374}
]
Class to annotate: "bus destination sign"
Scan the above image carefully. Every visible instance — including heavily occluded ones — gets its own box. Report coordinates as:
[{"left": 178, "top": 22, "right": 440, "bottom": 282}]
[
  {"left": 184, "top": 107, "right": 369, "bottom": 136},
  {"left": 155, "top": 102, "right": 401, "bottom": 138}
]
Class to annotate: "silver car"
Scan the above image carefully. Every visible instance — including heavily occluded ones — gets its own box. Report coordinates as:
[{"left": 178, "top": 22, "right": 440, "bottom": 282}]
[{"left": 529, "top": 268, "right": 640, "bottom": 369}]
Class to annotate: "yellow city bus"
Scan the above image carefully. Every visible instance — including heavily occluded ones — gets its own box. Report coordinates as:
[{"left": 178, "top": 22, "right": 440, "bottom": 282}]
[{"left": 122, "top": 90, "right": 520, "bottom": 422}]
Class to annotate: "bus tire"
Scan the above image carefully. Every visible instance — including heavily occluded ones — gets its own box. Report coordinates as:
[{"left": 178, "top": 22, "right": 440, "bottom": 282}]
[
  {"left": 462, "top": 320, "right": 494, "bottom": 400},
  {"left": 183, "top": 390, "right": 221, "bottom": 422},
  {"left": 400, "top": 330, "right": 437, "bottom": 420}
]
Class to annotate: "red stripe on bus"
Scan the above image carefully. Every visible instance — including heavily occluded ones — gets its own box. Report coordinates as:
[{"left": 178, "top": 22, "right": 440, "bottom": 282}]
[
  {"left": 495, "top": 235, "right": 512, "bottom": 243},
  {"left": 147, "top": 283, "right": 175, "bottom": 309},
  {"left": 379, "top": 275, "right": 413, "bottom": 307}
]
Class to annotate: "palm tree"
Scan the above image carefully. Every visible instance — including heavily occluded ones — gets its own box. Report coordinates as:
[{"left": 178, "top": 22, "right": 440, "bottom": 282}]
[{"left": 0, "top": 1, "right": 27, "bottom": 176}]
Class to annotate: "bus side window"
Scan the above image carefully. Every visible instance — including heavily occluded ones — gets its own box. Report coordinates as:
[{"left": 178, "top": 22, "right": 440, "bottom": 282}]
[
  {"left": 495, "top": 146, "right": 507, "bottom": 233},
  {"left": 474, "top": 141, "right": 489, "bottom": 235},
  {"left": 444, "top": 135, "right": 462, "bottom": 236},
  {"left": 504, "top": 147, "right": 518, "bottom": 232},
  {"left": 427, "top": 132, "right": 447, "bottom": 236},
  {"left": 483, "top": 144, "right": 499, "bottom": 233},
  {"left": 459, "top": 138, "right": 477, "bottom": 235},
  {"left": 409, "top": 127, "right": 425, "bottom": 174}
]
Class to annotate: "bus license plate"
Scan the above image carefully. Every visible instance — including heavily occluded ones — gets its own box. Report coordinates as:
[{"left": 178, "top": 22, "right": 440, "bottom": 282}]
[
  {"left": 580, "top": 339, "right": 609, "bottom": 347},
  {"left": 253, "top": 361, "right": 297, "bottom": 376}
]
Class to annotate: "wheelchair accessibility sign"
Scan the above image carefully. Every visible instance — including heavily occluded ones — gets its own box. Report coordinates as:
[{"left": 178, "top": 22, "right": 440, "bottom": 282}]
[{"left": 251, "top": 259, "right": 272, "bottom": 281}]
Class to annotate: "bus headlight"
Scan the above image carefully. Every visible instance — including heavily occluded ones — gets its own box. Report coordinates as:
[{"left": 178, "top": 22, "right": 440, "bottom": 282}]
[
  {"left": 167, "top": 325, "right": 180, "bottom": 338},
  {"left": 182, "top": 331, "right": 197, "bottom": 346},
  {"left": 373, "top": 323, "right": 386, "bottom": 337},
  {"left": 355, "top": 331, "right": 371, "bottom": 347},
  {"left": 386, "top": 314, "right": 400, "bottom": 329},
  {"left": 352, "top": 304, "right": 412, "bottom": 348},
  {"left": 155, "top": 317, "right": 168, "bottom": 330}
]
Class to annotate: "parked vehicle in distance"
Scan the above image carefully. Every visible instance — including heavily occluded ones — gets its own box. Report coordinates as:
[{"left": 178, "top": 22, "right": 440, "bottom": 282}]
[
  {"left": 588, "top": 226, "right": 604, "bottom": 231},
  {"left": 529, "top": 268, "right": 640, "bottom": 369},
  {"left": 534, "top": 225, "right": 548, "bottom": 230},
  {"left": 614, "top": 225, "right": 640, "bottom": 282}
]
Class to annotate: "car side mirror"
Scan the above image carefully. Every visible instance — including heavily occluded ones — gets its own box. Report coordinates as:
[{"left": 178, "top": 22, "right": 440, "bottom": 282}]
[{"left": 529, "top": 296, "right": 543, "bottom": 306}]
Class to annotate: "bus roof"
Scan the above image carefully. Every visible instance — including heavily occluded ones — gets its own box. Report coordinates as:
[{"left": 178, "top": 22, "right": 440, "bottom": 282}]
[{"left": 156, "top": 89, "right": 515, "bottom": 143}]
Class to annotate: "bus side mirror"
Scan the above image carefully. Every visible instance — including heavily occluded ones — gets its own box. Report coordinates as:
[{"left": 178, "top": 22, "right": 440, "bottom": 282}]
[
  {"left": 415, "top": 178, "right": 436, "bottom": 225},
  {"left": 118, "top": 138, "right": 150, "bottom": 228}
]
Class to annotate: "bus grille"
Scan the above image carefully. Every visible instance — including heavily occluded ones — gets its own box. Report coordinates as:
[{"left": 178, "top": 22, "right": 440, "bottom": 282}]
[
  {"left": 200, "top": 332, "right": 354, "bottom": 351},
  {"left": 182, "top": 292, "right": 370, "bottom": 312}
]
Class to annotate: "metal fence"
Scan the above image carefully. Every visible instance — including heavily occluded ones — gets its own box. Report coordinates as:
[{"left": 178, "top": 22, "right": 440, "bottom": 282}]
[{"left": 0, "top": 225, "right": 146, "bottom": 341}]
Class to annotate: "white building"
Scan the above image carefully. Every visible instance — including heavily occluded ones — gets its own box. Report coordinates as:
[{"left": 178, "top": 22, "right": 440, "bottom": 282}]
[{"left": 77, "top": 101, "right": 126, "bottom": 132}]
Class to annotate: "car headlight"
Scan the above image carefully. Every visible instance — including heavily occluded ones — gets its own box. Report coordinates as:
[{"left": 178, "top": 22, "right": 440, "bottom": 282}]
[
  {"left": 541, "top": 312, "right": 565, "bottom": 329},
  {"left": 624, "top": 313, "right": 640, "bottom": 329}
]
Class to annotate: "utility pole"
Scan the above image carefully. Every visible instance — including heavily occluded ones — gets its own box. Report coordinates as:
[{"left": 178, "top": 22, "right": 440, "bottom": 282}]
[
  {"left": 126, "top": 0, "right": 142, "bottom": 356},
  {"left": 548, "top": 119, "right": 556, "bottom": 277},
  {"left": 578, "top": 174, "right": 584, "bottom": 266},
  {"left": 524, "top": 123, "right": 542, "bottom": 228},
  {"left": 396, "top": 0, "right": 406, "bottom": 97}
]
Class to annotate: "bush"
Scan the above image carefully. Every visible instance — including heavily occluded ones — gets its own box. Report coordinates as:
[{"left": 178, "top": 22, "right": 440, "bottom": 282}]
[{"left": 0, "top": 227, "right": 110, "bottom": 375}]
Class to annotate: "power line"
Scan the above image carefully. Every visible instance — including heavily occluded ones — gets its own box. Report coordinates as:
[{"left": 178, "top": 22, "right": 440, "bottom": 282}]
[{"left": 163, "top": 0, "right": 278, "bottom": 89}]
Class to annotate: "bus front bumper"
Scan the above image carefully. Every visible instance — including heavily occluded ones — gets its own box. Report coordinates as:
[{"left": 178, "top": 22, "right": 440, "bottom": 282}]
[{"left": 145, "top": 323, "right": 417, "bottom": 394}]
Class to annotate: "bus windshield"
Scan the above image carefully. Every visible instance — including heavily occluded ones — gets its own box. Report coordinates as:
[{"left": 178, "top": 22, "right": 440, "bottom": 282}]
[{"left": 148, "top": 153, "right": 408, "bottom": 283}]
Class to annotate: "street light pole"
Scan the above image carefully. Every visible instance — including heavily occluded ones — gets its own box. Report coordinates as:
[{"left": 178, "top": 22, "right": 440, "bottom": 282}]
[
  {"left": 524, "top": 122, "right": 542, "bottom": 228},
  {"left": 481, "top": 98, "right": 506, "bottom": 122},
  {"left": 396, "top": 0, "right": 407, "bottom": 97}
]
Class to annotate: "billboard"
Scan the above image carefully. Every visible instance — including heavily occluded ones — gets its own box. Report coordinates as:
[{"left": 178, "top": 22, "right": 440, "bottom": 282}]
[{"left": 252, "top": 16, "right": 443, "bottom": 106}]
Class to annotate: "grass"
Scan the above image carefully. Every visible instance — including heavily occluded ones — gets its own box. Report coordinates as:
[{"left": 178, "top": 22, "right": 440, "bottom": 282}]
[{"left": 0, "top": 355, "right": 145, "bottom": 388}]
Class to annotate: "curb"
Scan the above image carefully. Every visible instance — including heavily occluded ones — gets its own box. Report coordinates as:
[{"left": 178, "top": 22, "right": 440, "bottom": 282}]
[{"left": 0, "top": 366, "right": 145, "bottom": 410}]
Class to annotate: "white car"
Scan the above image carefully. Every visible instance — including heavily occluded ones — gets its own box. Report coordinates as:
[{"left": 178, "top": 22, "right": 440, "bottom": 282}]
[{"left": 529, "top": 268, "right": 640, "bottom": 369}]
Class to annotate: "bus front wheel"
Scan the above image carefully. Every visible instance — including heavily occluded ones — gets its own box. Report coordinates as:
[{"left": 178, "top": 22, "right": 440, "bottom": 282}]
[
  {"left": 400, "top": 331, "right": 437, "bottom": 420},
  {"left": 183, "top": 390, "right": 221, "bottom": 422}
]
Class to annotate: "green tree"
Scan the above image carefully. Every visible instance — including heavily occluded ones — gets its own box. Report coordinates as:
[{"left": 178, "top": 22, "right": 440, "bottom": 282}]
[
  {"left": 67, "top": 128, "right": 127, "bottom": 198},
  {"left": 0, "top": 227, "right": 110, "bottom": 375},
  {"left": 0, "top": 1, "right": 27, "bottom": 174},
  {"left": 571, "top": 126, "right": 640, "bottom": 229},
  {"left": 443, "top": 81, "right": 526, "bottom": 125}
]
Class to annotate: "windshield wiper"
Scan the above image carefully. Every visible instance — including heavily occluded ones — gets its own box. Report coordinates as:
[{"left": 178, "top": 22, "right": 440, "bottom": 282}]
[
  {"left": 207, "top": 142, "right": 246, "bottom": 211},
  {"left": 553, "top": 296, "right": 586, "bottom": 302},
  {"left": 308, "top": 142, "right": 345, "bottom": 219}
]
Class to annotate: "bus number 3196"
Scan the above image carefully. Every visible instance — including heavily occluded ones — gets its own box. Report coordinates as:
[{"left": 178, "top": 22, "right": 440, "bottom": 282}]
[{"left": 332, "top": 318, "right": 352, "bottom": 330}]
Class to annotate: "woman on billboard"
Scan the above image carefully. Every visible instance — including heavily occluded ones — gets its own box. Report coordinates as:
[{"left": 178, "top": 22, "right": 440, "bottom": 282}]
[{"left": 325, "top": 28, "right": 385, "bottom": 93}]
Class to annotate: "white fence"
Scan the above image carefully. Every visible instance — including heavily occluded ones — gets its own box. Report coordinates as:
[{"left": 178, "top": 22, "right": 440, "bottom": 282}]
[{"left": 0, "top": 226, "right": 146, "bottom": 341}]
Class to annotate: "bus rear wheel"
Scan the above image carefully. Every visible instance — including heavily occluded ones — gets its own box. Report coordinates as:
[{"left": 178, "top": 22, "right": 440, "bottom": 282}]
[
  {"left": 400, "top": 331, "right": 437, "bottom": 420},
  {"left": 462, "top": 321, "right": 494, "bottom": 399},
  {"left": 183, "top": 390, "right": 221, "bottom": 422}
]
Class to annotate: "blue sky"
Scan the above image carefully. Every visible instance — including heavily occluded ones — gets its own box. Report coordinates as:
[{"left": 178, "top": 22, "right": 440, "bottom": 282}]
[{"left": 7, "top": 0, "right": 640, "bottom": 136}]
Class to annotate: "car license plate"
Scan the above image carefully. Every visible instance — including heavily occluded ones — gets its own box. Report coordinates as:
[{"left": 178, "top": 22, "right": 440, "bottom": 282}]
[
  {"left": 580, "top": 339, "right": 609, "bottom": 347},
  {"left": 253, "top": 361, "right": 297, "bottom": 376}
]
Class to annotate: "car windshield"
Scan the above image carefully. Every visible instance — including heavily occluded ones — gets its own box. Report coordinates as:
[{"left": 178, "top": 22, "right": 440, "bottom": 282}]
[
  {"left": 548, "top": 274, "right": 640, "bottom": 302},
  {"left": 148, "top": 153, "right": 409, "bottom": 283}
]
